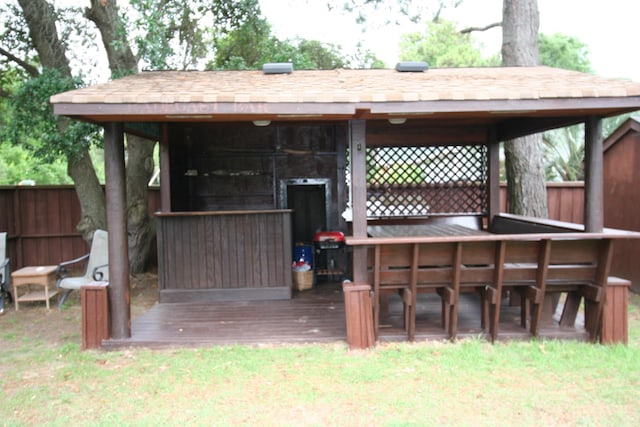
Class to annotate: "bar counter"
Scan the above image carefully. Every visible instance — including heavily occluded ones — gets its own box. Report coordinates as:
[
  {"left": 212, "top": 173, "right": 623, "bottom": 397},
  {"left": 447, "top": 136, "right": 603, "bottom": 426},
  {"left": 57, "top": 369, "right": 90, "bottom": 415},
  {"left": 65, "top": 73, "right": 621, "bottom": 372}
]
[{"left": 156, "top": 210, "right": 293, "bottom": 302}]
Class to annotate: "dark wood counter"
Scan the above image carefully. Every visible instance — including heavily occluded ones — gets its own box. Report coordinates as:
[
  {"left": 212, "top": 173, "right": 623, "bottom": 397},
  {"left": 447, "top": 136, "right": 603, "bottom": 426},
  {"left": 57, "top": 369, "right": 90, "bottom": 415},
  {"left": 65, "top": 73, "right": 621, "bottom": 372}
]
[{"left": 156, "top": 210, "right": 293, "bottom": 302}]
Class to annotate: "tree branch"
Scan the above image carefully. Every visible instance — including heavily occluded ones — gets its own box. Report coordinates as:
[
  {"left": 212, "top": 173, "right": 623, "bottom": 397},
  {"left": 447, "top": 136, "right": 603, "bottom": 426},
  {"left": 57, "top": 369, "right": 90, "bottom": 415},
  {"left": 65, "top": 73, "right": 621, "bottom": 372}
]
[
  {"left": 0, "top": 46, "right": 40, "bottom": 77},
  {"left": 460, "top": 22, "right": 502, "bottom": 34}
]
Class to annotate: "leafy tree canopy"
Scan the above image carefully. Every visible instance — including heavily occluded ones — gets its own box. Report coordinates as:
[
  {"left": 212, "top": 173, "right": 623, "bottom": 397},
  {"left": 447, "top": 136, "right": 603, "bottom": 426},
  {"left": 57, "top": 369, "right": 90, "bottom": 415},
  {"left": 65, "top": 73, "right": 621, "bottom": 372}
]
[
  {"left": 537, "top": 33, "right": 592, "bottom": 181},
  {"left": 129, "top": 0, "right": 265, "bottom": 71},
  {"left": 0, "top": 142, "right": 71, "bottom": 185},
  {"left": 399, "top": 19, "right": 500, "bottom": 67},
  {"left": 539, "top": 33, "right": 592, "bottom": 73},
  {"left": 3, "top": 68, "right": 102, "bottom": 163},
  {"left": 209, "top": 13, "right": 379, "bottom": 70}
]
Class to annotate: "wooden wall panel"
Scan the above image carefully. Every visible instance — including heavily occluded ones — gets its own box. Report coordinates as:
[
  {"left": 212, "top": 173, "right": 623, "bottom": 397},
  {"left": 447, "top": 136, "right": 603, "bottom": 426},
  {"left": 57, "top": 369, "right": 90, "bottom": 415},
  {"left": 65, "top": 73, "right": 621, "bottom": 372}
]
[
  {"left": 156, "top": 210, "right": 292, "bottom": 302},
  {"left": 604, "top": 130, "right": 640, "bottom": 290},
  {"left": 168, "top": 123, "right": 344, "bottom": 224}
]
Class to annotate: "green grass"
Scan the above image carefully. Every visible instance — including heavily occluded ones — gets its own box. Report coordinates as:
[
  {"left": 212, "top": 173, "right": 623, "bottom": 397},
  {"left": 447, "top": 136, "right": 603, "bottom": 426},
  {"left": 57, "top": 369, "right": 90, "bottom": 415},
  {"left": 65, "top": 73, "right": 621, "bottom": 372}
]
[{"left": 2, "top": 296, "right": 640, "bottom": 426}]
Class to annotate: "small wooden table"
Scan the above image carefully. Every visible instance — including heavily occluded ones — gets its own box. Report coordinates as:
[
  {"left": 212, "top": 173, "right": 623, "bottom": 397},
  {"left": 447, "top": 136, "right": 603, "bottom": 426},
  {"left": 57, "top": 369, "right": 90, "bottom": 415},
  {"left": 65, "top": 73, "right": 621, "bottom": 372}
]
[{"left": 12, "top": 265, "right": 58, "bottom": 310}]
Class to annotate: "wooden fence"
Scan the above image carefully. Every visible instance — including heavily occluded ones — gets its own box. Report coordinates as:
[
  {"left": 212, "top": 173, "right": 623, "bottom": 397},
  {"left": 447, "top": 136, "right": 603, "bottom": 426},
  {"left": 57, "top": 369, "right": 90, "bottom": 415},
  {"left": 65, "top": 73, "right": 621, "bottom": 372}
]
[
  {"left": 1, "top": 183, "right": 581, "bottom": 271},
  {"left": 0, "top": 186, "right": 161, "bottom": 270}
]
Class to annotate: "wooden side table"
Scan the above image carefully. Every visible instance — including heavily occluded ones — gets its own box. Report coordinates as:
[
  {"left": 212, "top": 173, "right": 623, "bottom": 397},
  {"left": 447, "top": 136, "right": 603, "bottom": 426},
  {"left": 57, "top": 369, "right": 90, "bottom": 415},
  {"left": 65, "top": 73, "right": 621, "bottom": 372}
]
[{"left": 11, "top": 265, "right": 58, "bottom": 310}]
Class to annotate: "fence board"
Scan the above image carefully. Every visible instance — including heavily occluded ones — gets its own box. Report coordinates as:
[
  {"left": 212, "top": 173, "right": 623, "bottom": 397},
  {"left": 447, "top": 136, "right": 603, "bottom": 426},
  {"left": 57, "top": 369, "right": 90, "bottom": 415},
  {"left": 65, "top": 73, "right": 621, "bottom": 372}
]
[
  {"left": 2, "top": 184, "right": 577, "bottom": 270},
  {"left": 0, "top": 186, "right": 160, "bottom": 269}
]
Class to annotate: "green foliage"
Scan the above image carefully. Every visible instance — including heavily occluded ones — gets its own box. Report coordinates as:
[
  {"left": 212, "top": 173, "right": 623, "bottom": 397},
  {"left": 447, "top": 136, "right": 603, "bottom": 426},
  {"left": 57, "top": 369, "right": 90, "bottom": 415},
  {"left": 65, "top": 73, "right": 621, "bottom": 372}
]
[
  {"left": 4, "top": 68, "right": 101, "bottom": 163},
  {"left": 128, "top": 0, "right": 362, "bottom": 72},
  {"left": 210, "top": 16, "right": 349, "bottom": 71},
  {"left": 130, "top": 0, "right": 265, "bottom": 70},
  {"left": 538, "top": 33, "right": 595, "bottom": 181},
  {"left": 399, "top": 20, "right": 500, "bottom": 67},
  {"left": 369, "top": 163, "right": 425, "bottom": 184},
  {"left": 0, "top": 143, "right": 70, "bottom": 185},
  {"left": 352, "top": 43, "right": 387, "bottom": 69},
  {"left": 208, "top": 12, "right": 272, "bottom": 69},
  {"left": 540, "top": 33, "right": 593, "bottom": 73},
  {"left": 543, "top": 126, "right": 585, "bottom": 181}
]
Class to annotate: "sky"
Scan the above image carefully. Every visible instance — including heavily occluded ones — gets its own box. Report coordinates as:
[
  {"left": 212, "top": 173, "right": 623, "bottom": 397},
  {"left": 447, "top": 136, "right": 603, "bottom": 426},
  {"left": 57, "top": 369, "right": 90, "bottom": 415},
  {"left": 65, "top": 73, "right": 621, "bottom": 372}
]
[{"left": 259, "top": 0, "right": 640, "bottom": 82}]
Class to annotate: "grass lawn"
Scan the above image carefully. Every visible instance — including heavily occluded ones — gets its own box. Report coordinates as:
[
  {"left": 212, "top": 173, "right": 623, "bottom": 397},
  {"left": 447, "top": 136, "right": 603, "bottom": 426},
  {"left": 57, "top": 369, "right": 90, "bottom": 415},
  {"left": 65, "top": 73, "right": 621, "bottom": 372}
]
[{"left": 2, "top": 293, "right": 640, "bottom": 426}]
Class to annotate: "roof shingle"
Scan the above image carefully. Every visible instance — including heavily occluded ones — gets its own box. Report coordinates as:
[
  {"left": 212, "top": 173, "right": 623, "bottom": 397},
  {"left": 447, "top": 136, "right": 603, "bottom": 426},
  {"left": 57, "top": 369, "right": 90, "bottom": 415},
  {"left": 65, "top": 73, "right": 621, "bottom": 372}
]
[{"left": 50, "top": 66, "right": 640, "bottom": 106}]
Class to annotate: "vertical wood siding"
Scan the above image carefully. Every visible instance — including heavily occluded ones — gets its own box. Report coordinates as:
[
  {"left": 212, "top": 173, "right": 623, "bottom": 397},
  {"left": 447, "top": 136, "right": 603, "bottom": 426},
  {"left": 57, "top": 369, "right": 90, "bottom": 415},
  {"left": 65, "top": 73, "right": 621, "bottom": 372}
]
[
  {"left": 603, "top": 130, "right": 640, "bottom": 289},
  {"left": 157, "top": 211, "right": 292, "bottom": 298},
  {"left": 0, "top": 186, "right": 160, "bottom": 269}
]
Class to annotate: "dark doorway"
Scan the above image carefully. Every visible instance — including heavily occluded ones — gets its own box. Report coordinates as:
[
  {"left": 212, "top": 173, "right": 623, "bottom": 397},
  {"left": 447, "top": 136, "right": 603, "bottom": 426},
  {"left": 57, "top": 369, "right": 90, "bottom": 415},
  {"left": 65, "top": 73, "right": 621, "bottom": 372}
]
[{"left": 281, "top": 179, "right": 331, "bottom": 245}]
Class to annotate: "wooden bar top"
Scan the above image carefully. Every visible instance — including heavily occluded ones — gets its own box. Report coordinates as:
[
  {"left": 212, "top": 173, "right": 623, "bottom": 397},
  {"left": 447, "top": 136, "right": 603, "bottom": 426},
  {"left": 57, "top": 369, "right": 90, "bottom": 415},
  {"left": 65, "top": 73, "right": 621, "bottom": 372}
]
[
  {"left": 347, "top": 231, "right": 640, "bottom": 246},
  {"left": 367, "top": 223, "right": 488, "bottom": 238},
  {"left": 348, "top": 215, "right": 640, "bottom": 246},
  {"left": 155, "top": 209, "right": 293, "bottom": 217}
]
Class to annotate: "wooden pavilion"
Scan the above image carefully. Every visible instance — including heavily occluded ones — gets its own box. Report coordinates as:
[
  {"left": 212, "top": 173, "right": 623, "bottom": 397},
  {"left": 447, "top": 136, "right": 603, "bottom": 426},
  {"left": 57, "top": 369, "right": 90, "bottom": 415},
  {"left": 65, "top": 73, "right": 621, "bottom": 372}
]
[{"left": 50, "top": 65, "right": 640, "bottom": 348}]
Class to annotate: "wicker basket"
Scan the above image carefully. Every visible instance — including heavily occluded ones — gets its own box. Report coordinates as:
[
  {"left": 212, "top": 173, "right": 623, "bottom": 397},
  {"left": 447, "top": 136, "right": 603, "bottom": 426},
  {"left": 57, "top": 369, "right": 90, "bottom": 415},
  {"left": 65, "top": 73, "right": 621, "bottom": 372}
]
[{"left": 293, "top": 270, "right": 314, "bottom": 291}]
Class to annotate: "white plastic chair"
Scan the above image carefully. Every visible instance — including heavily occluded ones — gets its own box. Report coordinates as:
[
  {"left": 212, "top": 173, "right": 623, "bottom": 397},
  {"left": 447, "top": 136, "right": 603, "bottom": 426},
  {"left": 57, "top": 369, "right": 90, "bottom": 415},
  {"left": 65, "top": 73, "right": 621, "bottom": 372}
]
[
  {"left": 56, "top": 229, "right": 109, "bottom": 307},
  {"left": 0, "top": 232, "right": 11, "bottom": 314}
]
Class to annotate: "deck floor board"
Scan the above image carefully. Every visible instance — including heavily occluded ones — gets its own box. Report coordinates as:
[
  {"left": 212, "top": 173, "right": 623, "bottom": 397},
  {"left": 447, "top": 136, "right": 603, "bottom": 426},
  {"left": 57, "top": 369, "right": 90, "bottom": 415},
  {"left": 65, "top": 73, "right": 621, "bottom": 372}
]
[{"left": 103, "top": 282, "right": 587, "bottom": 349}]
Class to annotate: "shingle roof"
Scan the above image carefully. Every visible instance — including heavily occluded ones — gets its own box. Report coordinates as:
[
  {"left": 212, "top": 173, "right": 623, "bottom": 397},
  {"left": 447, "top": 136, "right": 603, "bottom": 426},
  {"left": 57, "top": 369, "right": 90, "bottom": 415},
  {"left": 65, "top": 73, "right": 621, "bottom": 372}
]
[
  {"left": 51, "top": 66, "right": 640, "bottom": 104},
  {"left": 50, "top": 66, "right": 640, "bottom": 125}
]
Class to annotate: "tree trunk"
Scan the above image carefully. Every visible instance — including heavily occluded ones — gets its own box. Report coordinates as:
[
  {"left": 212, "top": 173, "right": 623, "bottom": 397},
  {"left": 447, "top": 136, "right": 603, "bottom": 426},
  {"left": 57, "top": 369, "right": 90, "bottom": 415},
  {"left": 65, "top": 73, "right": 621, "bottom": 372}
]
[
  {"left": 501, "top": 0, "right": 548, "bottom": 217},
  {"left": 87, "top": 0, "right": 157, "bottom": 273},
  {"left": 85, "top": 0, "right": 138, "bottom": 74},
  {"left": 68, "top": 147, "right": 108, "bottom": 241},
  {"left": 126, "top": 135, "right": 156, "bottom": 273},
  {"left": 17, "top": 0, "right": 72, "bottom": 74},
  {"left": 504, "top": 135, "right": 547, "bottom": 216},
  {"left": 18, "top": 0, "right": 107, "bottom": 240}
]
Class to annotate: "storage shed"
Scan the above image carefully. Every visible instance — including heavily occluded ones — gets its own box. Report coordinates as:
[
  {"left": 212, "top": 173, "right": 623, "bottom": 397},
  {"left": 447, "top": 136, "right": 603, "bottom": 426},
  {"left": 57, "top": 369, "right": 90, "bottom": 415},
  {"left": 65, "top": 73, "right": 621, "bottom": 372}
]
[{"left": 604, "top": 117, "right": 640, "bottom": 291}]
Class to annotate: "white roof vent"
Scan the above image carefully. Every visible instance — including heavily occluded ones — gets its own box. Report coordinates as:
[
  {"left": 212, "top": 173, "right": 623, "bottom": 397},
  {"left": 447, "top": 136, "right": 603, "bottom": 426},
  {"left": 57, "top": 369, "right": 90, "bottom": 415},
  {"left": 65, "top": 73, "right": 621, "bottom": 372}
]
[
  {"left": 395, "top": 61, "right": 429, "bottom": 72},
  {"left": 263, "top": 63, "right": 294, "bottom": 74}
]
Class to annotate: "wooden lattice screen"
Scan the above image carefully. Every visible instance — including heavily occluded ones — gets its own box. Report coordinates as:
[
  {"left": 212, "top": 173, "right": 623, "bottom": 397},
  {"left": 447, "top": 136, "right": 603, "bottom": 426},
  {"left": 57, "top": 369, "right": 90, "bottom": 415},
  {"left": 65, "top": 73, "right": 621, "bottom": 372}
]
[{"left": 364, "top": 145, "right": 488, "bottom": 218}]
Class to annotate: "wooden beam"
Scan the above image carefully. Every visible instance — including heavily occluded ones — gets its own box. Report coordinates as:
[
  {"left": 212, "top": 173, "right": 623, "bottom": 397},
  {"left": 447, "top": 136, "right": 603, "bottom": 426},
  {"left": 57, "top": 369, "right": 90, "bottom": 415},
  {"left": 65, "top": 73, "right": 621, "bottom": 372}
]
[
  {"left": 104, "top": 122, "right": 131, "bottom": 339},
  {"left": 584, "top": 116, "right": 604, "bottom": 232},
  {"left": 366, "top": 122, "right": 487, "bottom": 146},
  {"left": 349, "top": 120, "right": 368, "bottom": 283},
  {"left": 159, "top": 123, "right": 171, "bottom": 212},
  {"left": 497, "top": 116, "right": 585, "bottom": 141}
]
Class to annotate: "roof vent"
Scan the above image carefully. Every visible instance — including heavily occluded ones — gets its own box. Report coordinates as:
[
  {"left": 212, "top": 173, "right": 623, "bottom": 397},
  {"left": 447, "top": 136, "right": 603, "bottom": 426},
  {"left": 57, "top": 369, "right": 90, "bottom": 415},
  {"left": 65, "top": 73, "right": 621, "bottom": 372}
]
[
  {"left": 395, "top": 61, "right": 429, "bottom": 72},
  {"left": 263, "top": 62, "right": 294, "bottom": 74}
]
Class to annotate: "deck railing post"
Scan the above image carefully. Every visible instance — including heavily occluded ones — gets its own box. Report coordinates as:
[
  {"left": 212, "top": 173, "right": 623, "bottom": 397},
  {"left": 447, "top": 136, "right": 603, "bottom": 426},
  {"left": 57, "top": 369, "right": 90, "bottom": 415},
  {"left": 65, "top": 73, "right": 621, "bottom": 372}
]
[{"left": 343, "top": 281, "right": 375, "bottom": 349}]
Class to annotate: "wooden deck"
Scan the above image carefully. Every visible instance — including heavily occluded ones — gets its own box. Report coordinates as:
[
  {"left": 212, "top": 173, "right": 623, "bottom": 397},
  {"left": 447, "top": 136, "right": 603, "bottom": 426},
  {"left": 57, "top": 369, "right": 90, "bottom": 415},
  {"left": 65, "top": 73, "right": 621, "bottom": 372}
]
[{"left": 103, "top": 281, "right": 588, "bottom": 349}]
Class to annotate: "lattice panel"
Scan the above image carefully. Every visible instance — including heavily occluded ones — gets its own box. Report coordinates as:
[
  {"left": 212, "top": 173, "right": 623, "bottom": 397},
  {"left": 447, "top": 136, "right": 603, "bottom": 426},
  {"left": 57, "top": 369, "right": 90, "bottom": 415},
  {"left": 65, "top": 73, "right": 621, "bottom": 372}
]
[{"left": 365, "top": 145, "right": 488, "bottom": 217}]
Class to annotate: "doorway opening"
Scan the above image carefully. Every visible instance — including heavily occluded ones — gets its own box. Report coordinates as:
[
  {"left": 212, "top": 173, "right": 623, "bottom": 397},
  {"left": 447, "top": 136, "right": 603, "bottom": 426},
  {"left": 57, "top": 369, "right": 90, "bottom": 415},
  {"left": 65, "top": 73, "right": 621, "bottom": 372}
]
[{"left": 280, "top": 178, "right": 331, "bottom": 246}]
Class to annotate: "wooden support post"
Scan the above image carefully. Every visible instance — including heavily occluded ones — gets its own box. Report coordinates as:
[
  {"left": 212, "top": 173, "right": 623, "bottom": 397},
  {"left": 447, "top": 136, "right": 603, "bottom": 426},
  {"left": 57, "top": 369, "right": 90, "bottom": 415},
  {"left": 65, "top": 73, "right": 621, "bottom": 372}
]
[
  {"left": 349, "top": 120, "right": 368, "bottom": 283},
  {"left": 584, "top": 116, "right": 604, "bottom": 232},
  {"left": 346, "top": 119, "right": 374, "bottom": 349},
  {"left": 487, "top": 127, "right": 501, "bottom": 223},
  {"left": 104, "top": 122, "right": 131, "bottom": 339}
]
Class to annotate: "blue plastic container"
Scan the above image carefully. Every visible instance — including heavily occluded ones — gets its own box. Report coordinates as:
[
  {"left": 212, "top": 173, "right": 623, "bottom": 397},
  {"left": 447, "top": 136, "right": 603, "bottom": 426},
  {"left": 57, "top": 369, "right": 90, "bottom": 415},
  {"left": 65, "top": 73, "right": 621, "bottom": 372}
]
[{"left": 293, "top": 244, "right": 313, "bottom": 267}]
